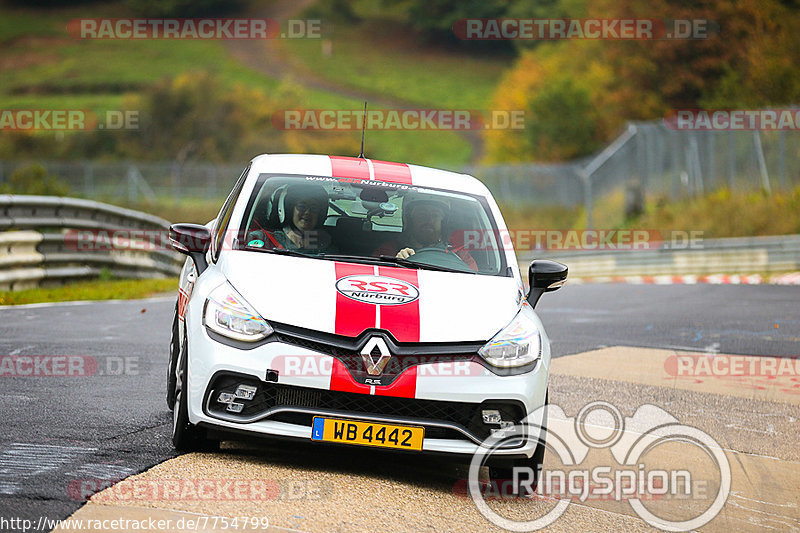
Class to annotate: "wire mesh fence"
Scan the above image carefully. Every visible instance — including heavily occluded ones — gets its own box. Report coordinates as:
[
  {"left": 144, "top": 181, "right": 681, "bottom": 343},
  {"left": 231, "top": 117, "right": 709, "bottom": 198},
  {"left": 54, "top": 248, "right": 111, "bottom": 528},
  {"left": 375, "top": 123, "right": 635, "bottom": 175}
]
[
  {"left": 0, "top": 120, "right": 798, "bottom": 217},
  {"left": 591, "top": 121, "right": 799, "bottom": 198},
  {"left": 0, "top": 160, "right": 245, "bottom": 202},
  {"left": 462, "top": 161, "right": 586, "bottom": 208},
  {"left": 468, "top": 120, "right": 800, "bottom": 227},
  {"left": 468, "top": 121, "right": 800, "bottom": 207}
]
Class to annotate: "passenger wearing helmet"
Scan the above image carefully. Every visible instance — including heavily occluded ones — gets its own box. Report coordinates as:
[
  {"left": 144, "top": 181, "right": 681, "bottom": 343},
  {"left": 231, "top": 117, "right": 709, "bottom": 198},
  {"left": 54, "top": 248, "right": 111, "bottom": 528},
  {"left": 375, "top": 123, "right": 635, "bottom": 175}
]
[
  {"left": 248, "top": 182, "right": 336, "bottom": 253},
  {"left": 374, "top": 191, "right": 477, "bottom": 271}
]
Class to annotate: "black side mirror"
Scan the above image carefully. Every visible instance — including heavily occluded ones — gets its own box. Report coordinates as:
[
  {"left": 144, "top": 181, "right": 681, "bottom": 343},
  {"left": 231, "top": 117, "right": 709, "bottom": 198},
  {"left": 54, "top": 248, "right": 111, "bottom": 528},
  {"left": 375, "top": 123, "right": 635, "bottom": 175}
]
[
  {"left": 526, "top": 259, "right": 568, "bottom": 308},
  {"left": 169, "top": 223, "right": 211, "bottom": 275}
]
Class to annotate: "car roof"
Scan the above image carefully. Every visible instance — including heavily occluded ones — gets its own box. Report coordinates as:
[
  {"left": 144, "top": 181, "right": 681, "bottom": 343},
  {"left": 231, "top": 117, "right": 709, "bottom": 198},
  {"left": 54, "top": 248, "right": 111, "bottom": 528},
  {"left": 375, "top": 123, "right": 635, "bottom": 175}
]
[{"left": 248, "top": 154, "right": 491, "bottom": 197}]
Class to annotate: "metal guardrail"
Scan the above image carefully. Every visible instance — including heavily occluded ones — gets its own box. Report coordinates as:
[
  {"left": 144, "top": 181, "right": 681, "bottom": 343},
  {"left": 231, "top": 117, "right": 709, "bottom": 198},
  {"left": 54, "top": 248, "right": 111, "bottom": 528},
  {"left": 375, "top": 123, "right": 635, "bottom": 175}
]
[
  {"left": 0, "top": 195, "right": 182, "bottom": 291},
  {"left": 519, "top": 234, "right": 800, "bottom": 279},
  {"left": 3, "top": 195, "right": 798, "bottom": 290}
]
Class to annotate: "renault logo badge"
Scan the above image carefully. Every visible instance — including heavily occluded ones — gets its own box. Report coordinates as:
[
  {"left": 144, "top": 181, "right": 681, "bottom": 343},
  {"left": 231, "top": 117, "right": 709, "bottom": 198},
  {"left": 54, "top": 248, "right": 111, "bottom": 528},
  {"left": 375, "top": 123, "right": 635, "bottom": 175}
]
[{"left": 360, "top": 337, "right": 392, "bottom": 375}]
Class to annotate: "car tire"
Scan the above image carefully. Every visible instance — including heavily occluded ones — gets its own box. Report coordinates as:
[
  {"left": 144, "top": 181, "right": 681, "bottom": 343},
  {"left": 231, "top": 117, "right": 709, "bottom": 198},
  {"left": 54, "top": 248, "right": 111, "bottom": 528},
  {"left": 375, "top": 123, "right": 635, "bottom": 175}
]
[
  {"left": 487, "top": 390, "right": 548, "bottom": 496},
  {"left": 171, "top": 326, "right": 219, "bottom": 452},
  {"left": 166, "top": 303, "right": 179, "bottom": 411}
]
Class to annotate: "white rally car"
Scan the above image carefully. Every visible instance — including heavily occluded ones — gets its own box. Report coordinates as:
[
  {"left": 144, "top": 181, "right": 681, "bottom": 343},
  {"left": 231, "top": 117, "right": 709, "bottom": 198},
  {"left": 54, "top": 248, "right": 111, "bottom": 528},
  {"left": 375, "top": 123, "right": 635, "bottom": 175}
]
[{"left": 167, "top": 154, "right": 566, "bottom": 479}]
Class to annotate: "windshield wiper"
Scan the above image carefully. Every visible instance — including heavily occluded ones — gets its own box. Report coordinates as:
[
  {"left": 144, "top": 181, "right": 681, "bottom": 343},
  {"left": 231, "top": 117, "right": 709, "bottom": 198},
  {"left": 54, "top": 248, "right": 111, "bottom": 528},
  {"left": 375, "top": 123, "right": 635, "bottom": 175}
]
[
  {"left": 378, "top": 255, "right": 476, "bottom": 274},
  {"left": 319, "top": 253, "right": 472, "bottom": 273},
  {"left": 246, "top": 250, "right": 474, "bottom": 274},
  {"left": 244, "top": 247, "right": 317, "bottom": 258},
  {"left": 317, "top": 253, "right": 415, "bottom": 268}
]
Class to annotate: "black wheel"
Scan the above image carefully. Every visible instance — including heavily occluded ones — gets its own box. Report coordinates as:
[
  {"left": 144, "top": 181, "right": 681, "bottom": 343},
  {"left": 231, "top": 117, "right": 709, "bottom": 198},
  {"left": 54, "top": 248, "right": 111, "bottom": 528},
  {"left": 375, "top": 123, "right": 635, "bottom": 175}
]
[
  {"left": 488, "top": 390, "right": 548, "bottom": 496},
  {"left": 166, "top": 303, "right": 179, "bottom": 410},
  {"left": 171, "top": 327, "right": 219, "bottom": 452}
]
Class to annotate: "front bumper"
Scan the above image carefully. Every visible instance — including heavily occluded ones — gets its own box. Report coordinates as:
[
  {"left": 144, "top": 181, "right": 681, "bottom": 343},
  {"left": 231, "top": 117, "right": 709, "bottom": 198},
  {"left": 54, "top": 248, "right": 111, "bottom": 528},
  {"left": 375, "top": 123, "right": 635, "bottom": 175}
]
[{"left": 185, "top": 318, "right": 550, "bottom": 458}]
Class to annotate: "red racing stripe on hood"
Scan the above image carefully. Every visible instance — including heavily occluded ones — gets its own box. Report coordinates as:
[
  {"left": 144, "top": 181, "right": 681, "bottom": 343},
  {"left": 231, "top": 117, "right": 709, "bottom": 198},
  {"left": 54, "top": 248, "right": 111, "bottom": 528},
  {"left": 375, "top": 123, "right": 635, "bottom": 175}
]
[
  {"left": 330, "top": 156, "right": 370, "bottom": 180},
  {"left": 334, "top": 262, "right": 376, "bottom": 337},
  {"left": 377, "top": 266, "right": 420, "bottom": 342}
]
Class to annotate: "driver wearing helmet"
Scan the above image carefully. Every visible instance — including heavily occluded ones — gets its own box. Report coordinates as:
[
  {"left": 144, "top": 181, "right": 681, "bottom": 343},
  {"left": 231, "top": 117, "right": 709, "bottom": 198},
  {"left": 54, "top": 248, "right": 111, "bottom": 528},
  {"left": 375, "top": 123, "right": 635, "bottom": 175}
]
[
  {"left": 374, "top": 192, "right": 477, "bottom": 271},
  {"left": 248, "top": 182, "right": 336, "bottom": 252}
]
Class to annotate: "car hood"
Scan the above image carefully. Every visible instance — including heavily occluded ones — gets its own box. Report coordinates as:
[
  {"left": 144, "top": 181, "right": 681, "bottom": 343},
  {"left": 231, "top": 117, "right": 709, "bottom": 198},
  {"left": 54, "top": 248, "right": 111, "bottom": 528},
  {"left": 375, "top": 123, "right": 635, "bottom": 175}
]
[{"left": 220, "top": 251, "right": 523, "bottom": 343}]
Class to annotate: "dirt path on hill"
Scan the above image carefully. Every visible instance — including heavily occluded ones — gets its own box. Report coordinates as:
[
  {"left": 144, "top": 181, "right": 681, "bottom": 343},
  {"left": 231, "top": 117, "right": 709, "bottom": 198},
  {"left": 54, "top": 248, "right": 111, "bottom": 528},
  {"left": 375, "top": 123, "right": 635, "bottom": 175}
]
[{"left": 223, "top": 0, "right": 485, "bottom": 162}]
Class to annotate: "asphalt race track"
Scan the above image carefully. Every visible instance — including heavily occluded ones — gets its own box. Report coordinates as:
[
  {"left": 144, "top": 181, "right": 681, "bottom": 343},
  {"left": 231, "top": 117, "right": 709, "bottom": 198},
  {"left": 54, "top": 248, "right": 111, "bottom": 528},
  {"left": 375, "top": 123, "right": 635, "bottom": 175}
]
[
  {"left": 0, "top": 297, "right": 177, "bottom": 528},
  {"left": 0, "top": 283, "right": 798, "bottom": 532},
  {"left": 541, "top": 283, "right": 800, "bottom": 357}
]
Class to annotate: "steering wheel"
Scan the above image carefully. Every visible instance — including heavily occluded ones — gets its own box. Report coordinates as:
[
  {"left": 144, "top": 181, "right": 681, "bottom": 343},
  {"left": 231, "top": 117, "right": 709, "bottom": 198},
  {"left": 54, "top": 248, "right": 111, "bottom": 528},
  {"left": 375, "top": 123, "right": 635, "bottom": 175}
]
[{"left": 408, "top": 246, "right": 471, "bottom": 270}]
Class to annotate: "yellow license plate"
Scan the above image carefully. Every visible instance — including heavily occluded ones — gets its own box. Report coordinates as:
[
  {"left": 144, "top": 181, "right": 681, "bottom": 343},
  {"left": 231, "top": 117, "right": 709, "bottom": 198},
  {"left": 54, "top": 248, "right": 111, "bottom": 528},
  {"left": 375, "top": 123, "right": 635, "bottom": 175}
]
[{"left": 311, "top": 417, "right": 424, "bottom": 451}]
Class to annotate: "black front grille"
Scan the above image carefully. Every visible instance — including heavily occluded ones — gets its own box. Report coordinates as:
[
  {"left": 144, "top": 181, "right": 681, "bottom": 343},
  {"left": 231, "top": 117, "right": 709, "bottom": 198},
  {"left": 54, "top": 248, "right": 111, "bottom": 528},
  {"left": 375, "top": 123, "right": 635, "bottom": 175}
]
[
  {"left": 274, "top": 333, "right": 353, "bottom": 358},
  {"left": 272, "top": 322, "right": 485, "bottom": 356},
  {"left": 271, "top": 323, "right": 485, "bottom": 379},
  {"left": 206, "top": 373, "right": 524, "bottom": 442}
]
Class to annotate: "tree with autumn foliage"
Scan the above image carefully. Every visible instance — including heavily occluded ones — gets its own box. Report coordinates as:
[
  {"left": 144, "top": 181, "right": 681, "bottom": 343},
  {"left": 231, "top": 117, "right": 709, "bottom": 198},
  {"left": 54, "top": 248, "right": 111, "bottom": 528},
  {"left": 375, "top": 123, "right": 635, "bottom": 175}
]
[{"left": 485, "top": 0, "right": 800, "bottom": 162}]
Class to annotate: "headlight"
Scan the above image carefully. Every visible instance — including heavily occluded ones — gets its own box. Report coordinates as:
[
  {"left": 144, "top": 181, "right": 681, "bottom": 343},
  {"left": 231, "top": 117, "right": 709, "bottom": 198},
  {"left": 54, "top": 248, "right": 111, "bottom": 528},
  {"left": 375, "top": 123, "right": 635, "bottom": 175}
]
[
  {"left": 478, "top": 305, "right": 542, "bottom": 368},
  {"left": 204, "top": 283, "right": 273, "bottom": 342}
]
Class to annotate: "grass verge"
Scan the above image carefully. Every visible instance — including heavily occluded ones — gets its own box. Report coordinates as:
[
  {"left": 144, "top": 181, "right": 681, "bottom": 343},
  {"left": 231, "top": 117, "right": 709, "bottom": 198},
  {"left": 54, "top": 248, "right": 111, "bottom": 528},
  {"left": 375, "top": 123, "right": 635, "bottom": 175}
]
[
  {"left": 0, "top": 3, "right": 473, "bottom": 168},
  {"left": 278, "top": 19, "right": 508, "bottom": 109},
  {"left": 0, "top": 277, "right": 178, "bottom": 306}
]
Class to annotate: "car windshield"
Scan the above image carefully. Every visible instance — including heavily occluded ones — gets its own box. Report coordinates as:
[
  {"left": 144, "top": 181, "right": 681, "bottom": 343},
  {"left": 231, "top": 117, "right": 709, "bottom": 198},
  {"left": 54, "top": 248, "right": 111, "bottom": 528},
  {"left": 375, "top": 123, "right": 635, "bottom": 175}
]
[{"left": 235, "top": 174, "right": 507, "bottom": 276}]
